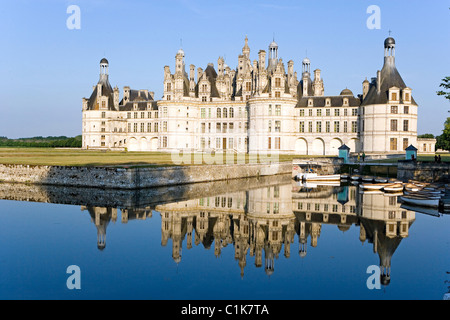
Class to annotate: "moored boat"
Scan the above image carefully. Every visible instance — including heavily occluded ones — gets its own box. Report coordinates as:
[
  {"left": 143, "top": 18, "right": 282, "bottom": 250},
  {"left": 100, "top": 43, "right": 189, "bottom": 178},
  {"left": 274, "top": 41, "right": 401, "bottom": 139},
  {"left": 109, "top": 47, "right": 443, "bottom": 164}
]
[
  {"left": 362, "top": 176, "right": 374, "bottom": 182},
  {"left": 374, "top": 177, "right": 388, "bottom": 183},
  {"left": 360, "top": 183, "right": 391, "bottom": 190},
  {"left": 400, "top": 195, "right": 440, "bottom": 208},
  {"left": 383, "top": 183, "right": 404, "bottom": 192}
]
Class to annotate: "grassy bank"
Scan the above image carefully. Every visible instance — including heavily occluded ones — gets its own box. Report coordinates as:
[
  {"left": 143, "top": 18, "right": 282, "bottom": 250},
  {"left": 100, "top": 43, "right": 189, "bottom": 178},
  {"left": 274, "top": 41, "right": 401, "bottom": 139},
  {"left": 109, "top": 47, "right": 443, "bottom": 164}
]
[{"left": 0, "top": 147, "right": 303, "bottom": 167}]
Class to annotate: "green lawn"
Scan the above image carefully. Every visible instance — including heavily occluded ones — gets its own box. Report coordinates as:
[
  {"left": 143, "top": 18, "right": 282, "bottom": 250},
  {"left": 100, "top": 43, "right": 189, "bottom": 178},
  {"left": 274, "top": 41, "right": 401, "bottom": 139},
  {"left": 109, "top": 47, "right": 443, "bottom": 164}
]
[{"left": 0, "top": 147, "right": 301, "bottom": 167}]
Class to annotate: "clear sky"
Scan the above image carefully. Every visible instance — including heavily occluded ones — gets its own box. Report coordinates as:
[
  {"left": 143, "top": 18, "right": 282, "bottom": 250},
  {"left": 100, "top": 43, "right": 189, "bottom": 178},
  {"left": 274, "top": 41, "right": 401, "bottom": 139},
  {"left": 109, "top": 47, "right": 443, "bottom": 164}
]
[{"left": 0, "top": 0, "right": 449, "bottom": 138}]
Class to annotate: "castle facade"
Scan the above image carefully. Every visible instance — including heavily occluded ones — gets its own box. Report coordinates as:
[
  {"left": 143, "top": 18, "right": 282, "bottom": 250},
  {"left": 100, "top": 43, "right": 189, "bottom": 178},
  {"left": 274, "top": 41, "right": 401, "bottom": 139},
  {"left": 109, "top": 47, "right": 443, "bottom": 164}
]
[{"left": 82, "top": 37, "right": 434, "bottom": 155}]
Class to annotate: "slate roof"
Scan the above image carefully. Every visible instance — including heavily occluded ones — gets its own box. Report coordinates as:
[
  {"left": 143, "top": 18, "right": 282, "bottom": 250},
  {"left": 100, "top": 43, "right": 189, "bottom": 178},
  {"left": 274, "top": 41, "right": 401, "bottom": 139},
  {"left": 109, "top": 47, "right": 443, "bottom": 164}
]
[
  {"left": 361, "top": 58, "right": 417, "bottom": 106},
  {"left": 86, "top": 77, "right": 116, "bottom": 111}
]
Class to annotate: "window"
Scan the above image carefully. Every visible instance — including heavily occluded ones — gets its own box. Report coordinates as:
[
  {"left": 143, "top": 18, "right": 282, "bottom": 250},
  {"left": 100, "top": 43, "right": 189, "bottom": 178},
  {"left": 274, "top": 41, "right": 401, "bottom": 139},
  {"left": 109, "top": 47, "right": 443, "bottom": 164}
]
[
  {"left": 392, "top": 92, "right": 398, "bottom": 101},
  {"left": 268, "top": 137, "right": 272, "bottom": 149},
  {"left": 391, "top": 106, "right": 398, "bottom": 114},
  {"left": 201, "top": 123, "right": 206, "bottom": 133},
  {"left": 390, "top": 138, "right": 398, "bottom": 151},
  {"left": 200, "top": 137, "right": 205, "bottom": 149},
  {"left": 163, "top": 121, "right": 167, "bottom": 132},
  {"left": 334, "top": 109, "right": 340, "bottom": 117},
  {"left": 223, "top": 108, "right": 227, "bottom": 118},
  {"left": 275, "top": 121, "right": 281, "bottom": 132},
  {"left": 352, "top": 108, "right": 358, "bottom": 116},
  {"left": 308, "top": 121, "right": 313, "bottom": 133},
  {"left": 229, "top": 123, "right": 234, "bottom": 132},
  {"left": 317, "top": 109, "right": 322, "bottom": 116},
  {"left": 268, "top": 120, "right": 272, "bottom": 132},
  {"left": 326, "top": 121, "right": 330, "bottom": 133},
  {"left": 344, "top": 109, "right": 348, "bottom": 116},
  {"left": 309, "top": 109, "right": 313, "bottom": 117},
  {"left": 405, "top": 93, "right": 410, "bottom": 102},
  {"left": 162, "top": 136, "right": 168, "bottom": 148},
  {"left": 166, "top": 83, "right": 171, "bottom": 91},
  {"left": 201, "top": 108, "right": 206, "bottom": 118},
  {"left": 275, "top": 91, "right": 281, "bottom": 98},
  {"left": 326, "top": 109, "right": 330, "bottom": 116},
  {"left": 275, "top": 137, "right": 281, "bottom": 149},
  {"left": 246, "top": 82, "right": 251, "bottom": 91},
  {"left": 334, "top": 121, "right": 340, "bottom": 133},
  {"left": 101, "top": 112, "right": 106, "bottom": 118},
  {"left": 127, "top": 112, "right": 131, "bottom": 119},
  {"left": 128, "top": 123, "right": 131, "bottom": 132},
  {"left": 154, "top": 123, "right": 158, "bottom": 132},
  {"left": 133, "top": 123, "right": 138, "bottom": 133},
  {"left": 202, "top": 84, "right": 208, "bottom": 92},
  {"left": 299, "top": 109, "right": 304, "bottom": 117},
  {"left": 299, "top": 121, "right": 305, "bottom": 133},
  {"left": 216, "top": 123, "right": 221, "bottom": 133},
  {"left": 217, "top": 108, "right": 221, "bottom": 118},
  {"left": 316, "top": 121, "right": 322, "bottom": 133},
  {"left": 163, "top": 107, "right": 168, "bottom": 117},
  {"left": 134, "top": 112, "right": 138, "bottom": 119},
  {"left": 229, "top": 107, "right": 234, "bottom": 118},
  {"left": 166, "top": 95, "right": 171, "bottom": 101},
  {"left": 403, "top": 120, "right": 409, "bottom": 132},
  {"left": 223, "top": 123, "right": 227, "bottom": 133},
  {"left": 148, "top": 112, "right": 151, "bottom": 118},
  {"left": 275, "top": 105, "right": 281, "bottom": 116},
  {"left": 390, "top": 119, "right": 398, "bottom": 131},
  {"left": 140, "top": 123, "right": 145, "bottom": 132},
  {"left": 147, "top": 123, "right": 152, "bottom": 132},
  {"left": 403, "top": 138, "right": 409, "bottom": 150},
  {"left": 275, "top": 78, "right": 281, "bottom": 87},
  {"left": 404, "top": 105, "right": 409, "bottom": 114},
  {"left": 344, "top": 121, "right": 348, "bottom": 133}
]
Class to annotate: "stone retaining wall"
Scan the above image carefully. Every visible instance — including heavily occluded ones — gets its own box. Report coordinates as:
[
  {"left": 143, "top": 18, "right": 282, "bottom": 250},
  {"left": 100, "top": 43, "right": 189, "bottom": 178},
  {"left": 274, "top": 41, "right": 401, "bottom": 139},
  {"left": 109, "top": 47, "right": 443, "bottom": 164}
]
[
  {"left": 0, "top": 162, "right": 292, "bottom": 189},
  {"left": 397, "top": 160, "right": 450, "bottom": 182}
]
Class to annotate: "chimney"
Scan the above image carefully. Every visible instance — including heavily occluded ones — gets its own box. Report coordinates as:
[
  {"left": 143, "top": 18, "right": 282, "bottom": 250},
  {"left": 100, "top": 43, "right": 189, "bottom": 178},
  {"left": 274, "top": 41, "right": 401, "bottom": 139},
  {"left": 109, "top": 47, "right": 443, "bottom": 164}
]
[{"left": 376, "top": 70, "right": 381, "bottom": 93}]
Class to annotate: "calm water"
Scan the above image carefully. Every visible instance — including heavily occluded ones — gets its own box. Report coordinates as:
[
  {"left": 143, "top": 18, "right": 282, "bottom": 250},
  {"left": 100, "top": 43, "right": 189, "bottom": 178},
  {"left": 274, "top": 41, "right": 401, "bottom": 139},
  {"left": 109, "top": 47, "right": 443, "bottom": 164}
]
[{"left": 0, "top": 175, "right": 448, "bottom": 300}]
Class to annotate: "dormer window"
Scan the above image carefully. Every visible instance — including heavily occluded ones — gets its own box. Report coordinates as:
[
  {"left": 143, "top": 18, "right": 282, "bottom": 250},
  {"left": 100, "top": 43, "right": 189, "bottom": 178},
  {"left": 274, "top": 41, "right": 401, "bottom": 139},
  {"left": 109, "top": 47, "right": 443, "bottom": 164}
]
[
  {"left": 134, "top": 103, "right": 138, "bottom": 110},
  {"left": 308, "top": 99, "right": 313, "bottom": 106},
  {"left": 343, "top": 98, "right": 349, "bottom": 106},
  {"left": 326, "top": 99, "right": 330, "bottom": 106}
]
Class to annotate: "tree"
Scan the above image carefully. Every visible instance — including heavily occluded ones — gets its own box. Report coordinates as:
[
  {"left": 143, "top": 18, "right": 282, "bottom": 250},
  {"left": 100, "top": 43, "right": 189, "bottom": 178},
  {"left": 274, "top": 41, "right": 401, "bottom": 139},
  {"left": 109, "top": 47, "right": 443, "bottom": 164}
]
[
  {"left": 437, "top": 76, "right": 450, "bottom": 101},
  {"left": 436, "top": 118, "right": 450, "bottom": 151},
  {"left": 417, "top": 133, "right": 434, "bottom": 139}
]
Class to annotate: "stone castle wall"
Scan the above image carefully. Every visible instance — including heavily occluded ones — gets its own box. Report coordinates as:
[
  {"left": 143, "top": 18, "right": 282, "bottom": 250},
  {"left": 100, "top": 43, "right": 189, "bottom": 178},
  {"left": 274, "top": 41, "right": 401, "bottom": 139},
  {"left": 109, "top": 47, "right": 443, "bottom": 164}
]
[{"left": 0, "top": 162, "right": 292, "bottom": 190}]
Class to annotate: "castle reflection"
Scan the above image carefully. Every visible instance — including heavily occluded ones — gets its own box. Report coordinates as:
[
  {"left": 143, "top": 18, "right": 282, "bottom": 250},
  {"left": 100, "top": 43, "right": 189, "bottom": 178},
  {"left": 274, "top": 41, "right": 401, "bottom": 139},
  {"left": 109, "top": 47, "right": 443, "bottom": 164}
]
[{"left": 82, "top": 180, "right": 415, "bottom": 284}]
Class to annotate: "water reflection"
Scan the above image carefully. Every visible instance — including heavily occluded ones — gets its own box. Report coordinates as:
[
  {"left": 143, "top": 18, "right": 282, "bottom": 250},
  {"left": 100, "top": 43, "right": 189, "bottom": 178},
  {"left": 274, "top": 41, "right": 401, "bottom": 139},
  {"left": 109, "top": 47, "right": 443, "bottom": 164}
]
[{"left": 26, "top": 175, "right": 423, "bottom": 285}]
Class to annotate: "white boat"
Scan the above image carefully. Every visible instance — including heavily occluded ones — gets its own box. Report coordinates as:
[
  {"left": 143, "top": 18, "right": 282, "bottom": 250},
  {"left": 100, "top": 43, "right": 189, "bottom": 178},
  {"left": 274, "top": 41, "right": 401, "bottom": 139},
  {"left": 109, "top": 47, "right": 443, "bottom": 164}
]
[
  {"left": 374, "top": 177, "right": 388, "bottom": 183},
  {"left": 340, "top": 174, "right": 349, "bottom": 179},
  {"left": 351, "top": 175, "right": 361, "bottom": 180},
  {"left": 362, "top": 176, "right": 374, "bottom": 182},
  {"left": 400, "top": 195, "right": 440, "bottom": 208},
  {"left": 361, "top": 183, "right": 391, "bottom": 190},
  {"left": 383, "top": 183, "right": 404, "bottom": 192},
  {"left": 300, "top": 173, "right": 341, "bottom": 181}
]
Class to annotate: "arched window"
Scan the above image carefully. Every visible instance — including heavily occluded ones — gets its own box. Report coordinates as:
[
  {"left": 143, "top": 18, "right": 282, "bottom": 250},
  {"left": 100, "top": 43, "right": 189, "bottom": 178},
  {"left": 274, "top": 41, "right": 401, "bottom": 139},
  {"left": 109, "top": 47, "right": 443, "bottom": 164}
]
[
  {"left": 223, "top": 108, "right": 227, "bottom": 118},
  {"left": 229, "top": 107, "right": 234, "bottom": 118},
  {"left": 217, "top": 108, "right": 221, "bottom": 118}
]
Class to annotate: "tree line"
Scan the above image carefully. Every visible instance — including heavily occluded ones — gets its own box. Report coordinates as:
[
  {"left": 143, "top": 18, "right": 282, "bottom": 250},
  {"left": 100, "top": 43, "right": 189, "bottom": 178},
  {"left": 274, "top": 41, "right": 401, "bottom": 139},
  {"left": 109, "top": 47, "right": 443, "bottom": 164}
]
[{"left": 0, "top": 135, "right": 82, "bottom": 148}]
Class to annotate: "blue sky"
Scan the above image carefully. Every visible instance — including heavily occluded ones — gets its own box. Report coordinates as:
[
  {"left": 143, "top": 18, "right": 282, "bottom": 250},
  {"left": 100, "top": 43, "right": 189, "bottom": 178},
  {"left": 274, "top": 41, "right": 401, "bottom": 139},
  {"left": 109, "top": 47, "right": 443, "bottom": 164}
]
[{"left": 0, "top": 0, "right": 449, "bottom": 138}]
